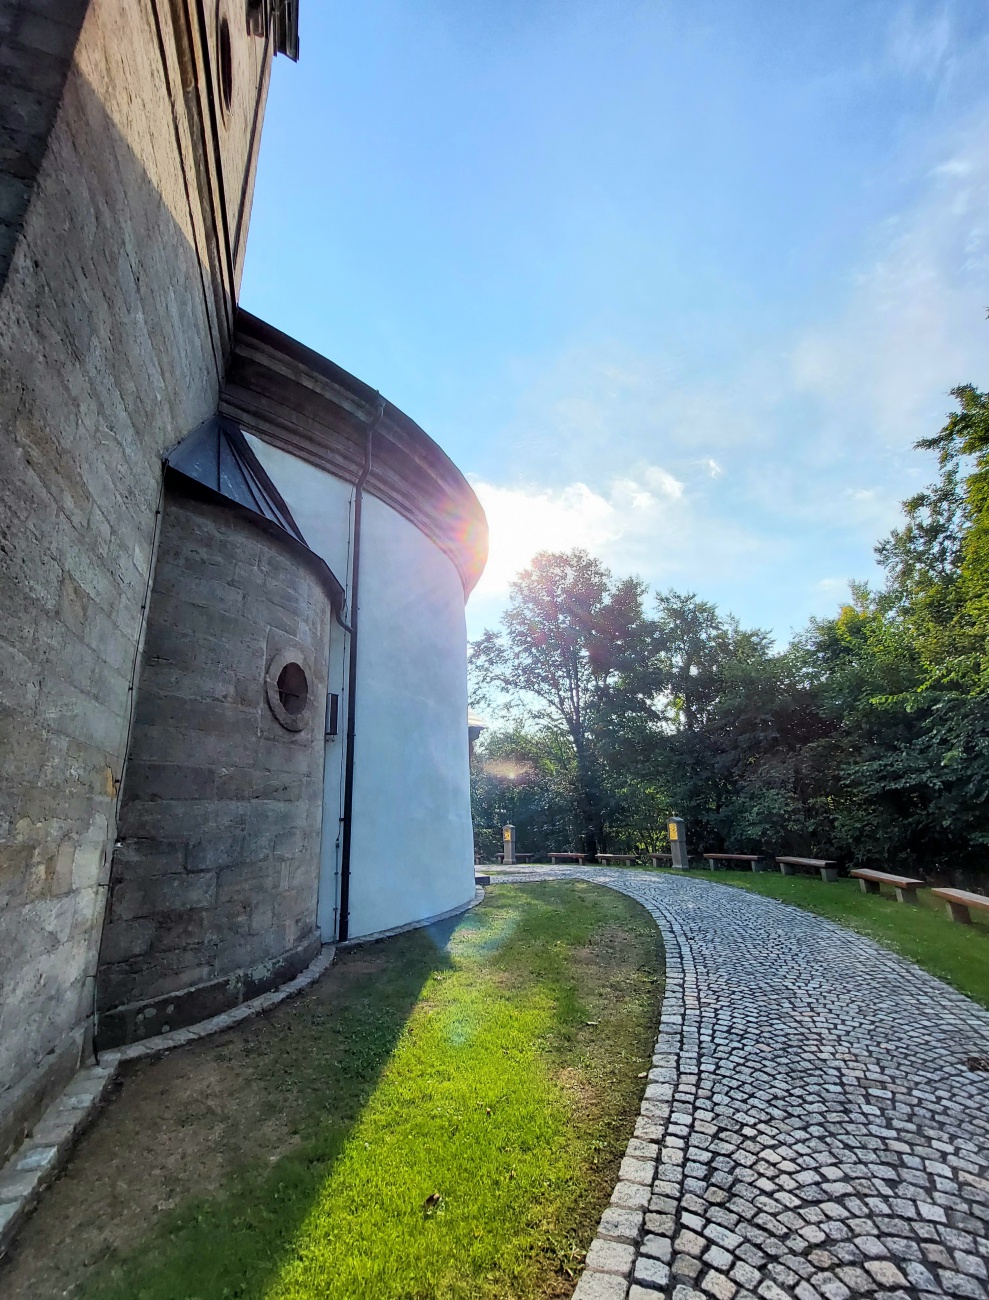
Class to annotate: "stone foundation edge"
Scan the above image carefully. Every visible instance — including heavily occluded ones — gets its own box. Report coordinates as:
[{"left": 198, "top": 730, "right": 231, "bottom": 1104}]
[
  {"left": 337, "top": 884, "right": 485, "bottom": 950},
  {"left": 0, "top": 1030, "right": 86, "bottom": 1167},
  {"left": 94, "top": 935, "right": 323, "bottom": 1050},
  {"left": 0, "top": 942, "right": 336, "bottom": 1261}
]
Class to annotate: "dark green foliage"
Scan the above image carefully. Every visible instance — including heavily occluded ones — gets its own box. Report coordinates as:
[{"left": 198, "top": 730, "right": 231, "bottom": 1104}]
[{"left": 471, "top": 387, "right": 989, "bottom": 884}]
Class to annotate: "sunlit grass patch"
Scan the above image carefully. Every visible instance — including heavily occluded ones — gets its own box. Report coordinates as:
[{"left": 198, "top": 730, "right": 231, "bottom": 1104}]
[{"left": 78, "top": 882, "right": 662, "bottom": 1300}]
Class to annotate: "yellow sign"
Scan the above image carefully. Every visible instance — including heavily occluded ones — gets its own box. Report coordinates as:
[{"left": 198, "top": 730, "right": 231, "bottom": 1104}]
[
  {"left": 668, "top": 821, "right": 678, "bottom": 841},
  {"left": 503, "top": 828, "right": 512, "bottom": 841}
]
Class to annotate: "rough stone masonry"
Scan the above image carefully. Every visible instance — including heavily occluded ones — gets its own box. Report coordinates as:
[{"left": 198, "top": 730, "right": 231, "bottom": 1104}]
[{"left": 0, "top": 0, "right": 272, "bottom": 1158}]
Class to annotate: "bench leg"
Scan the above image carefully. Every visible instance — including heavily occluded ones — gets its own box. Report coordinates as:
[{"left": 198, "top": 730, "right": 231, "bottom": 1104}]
[
  {"left": 780, "top": 864, "right": 794, "bottom": 876},
  {"left": 820, "top": 867, "right": 838, "bottom": 883},
  {"left": 895, "top": 887, "right": 919, "bottom": 905},
  {"left": 752, "top": 862, "right": 767, "bottom": 872},
  {"left": 859, "top": 879, "right": 880, "bottom": 895},
  {"left": 946, "top": 901, "right": 972, "bottom": 924}
]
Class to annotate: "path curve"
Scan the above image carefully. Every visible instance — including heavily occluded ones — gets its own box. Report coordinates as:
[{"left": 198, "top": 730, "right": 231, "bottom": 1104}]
[{"left": 493, "top": 868, "right": 989, "bottom": 1300}]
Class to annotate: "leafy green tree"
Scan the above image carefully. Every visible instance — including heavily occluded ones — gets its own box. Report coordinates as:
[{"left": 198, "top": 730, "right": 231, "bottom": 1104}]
[
  {"left": 469, "top": 550, "right": 654, "bottom": 854},
  {"left": 469, "top": 726, "right": 577, "bottom": 861},
  {"left": 469, "top": 384, "right": 989, "bottom": 884}
]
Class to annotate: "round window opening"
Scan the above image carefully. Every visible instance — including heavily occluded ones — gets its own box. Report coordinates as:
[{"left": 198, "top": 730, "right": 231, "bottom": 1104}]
[
  {"left": 218, "top": 15, "right": 233, "bottom": 114},
  {"left": 277, "top": 662, "right": 308, "bottom": 717},
  {"left": 265, "top": 651, "right": 313, "bottom": 732}
]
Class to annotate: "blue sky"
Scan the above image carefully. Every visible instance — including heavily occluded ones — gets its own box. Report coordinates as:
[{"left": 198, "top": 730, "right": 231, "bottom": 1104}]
[{"left": 242, "top": 1, "right": 989, "bottom": 643}]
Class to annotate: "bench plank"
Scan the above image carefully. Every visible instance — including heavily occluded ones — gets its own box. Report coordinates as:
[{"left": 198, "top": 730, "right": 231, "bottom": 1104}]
[
  {"left": 704, "top": 853, "right": 766, "bottom": 873},
  {"left": 931, "top": 887, "right": 989, "bottom": 925},
  {"left": 850, "top": 868, "right": 925, "bottom": 904},
  {"left": 776, "top": 856, "right": 839, "bottom": 883},
  {"left": 596, "top": 853, "right": 638, "bottom": 864}
]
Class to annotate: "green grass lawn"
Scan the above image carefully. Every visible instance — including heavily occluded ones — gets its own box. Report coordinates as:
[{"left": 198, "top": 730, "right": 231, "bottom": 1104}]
[
  {"left": 76, "top": 882, "right": 662, "bottom": 1300},
  {"left": 674, "top": 867, "right": 989, "bottom": 1009}
]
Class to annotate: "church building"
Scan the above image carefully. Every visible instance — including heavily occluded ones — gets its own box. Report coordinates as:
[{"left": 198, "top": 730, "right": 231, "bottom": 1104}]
[{"left": 0, "top": 0, "right": 487, "bottom": 1160}]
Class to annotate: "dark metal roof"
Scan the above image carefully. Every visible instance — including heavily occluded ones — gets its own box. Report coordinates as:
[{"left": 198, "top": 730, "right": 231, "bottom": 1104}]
[
  {"left": 164, "top": 414, "right": 346, "bottom": 611},
  {"left": 166, "top": 414, "right": 306, "bottom": 542}
]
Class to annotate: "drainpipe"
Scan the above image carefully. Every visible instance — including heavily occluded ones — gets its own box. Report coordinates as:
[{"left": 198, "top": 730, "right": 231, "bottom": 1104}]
[{"left": 337, "top": 396, "right": 386, "bottom": 942}]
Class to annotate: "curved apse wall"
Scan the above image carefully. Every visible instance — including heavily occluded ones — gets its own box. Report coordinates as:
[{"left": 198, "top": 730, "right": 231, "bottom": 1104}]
[
  {"left": 244, "top": 438, "right": 476, "bottom": 942},
  {"left": 95, "top": 491, "right": 331, "bottom": 1047}
]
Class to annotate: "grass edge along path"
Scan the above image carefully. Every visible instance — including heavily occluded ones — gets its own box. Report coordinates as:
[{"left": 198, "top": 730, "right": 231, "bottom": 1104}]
[
  {"left": 674, "top": 867, "right": 989, "bottom": 1010},
  {"left": 79, "top": 881, "right": 663, "bottom": 1300}
]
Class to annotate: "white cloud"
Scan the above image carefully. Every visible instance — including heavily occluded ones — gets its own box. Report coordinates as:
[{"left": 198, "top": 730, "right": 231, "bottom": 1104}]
[
  {"left": 464, "top": 461, "right": 772, "bottom": 641},
  {"left": 469, "top": 104, "right": 989, "bottom": 640},
  {"left": 469, "top": 477, "right": 620, "bottom": 598},
  {"left": 469, "top": 464, "right": 686, "bottom": 599},
  {"left": 790, "top": 132, "right": 989, "bottom": 451}
]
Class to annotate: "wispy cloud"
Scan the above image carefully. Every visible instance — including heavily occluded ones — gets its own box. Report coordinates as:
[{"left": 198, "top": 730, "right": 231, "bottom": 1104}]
[{"left": 470, "top": 119, "right": 989, "bottom": 640}]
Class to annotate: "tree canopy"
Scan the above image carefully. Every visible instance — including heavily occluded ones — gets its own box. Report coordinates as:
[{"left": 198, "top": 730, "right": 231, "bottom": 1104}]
[{"left": 469, "top": 386, "right": 989, "bottom": 884}]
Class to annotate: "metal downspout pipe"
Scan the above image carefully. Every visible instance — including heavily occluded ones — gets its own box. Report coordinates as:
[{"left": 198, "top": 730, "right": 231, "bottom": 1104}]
[{"left": 336, "top": 396, "right": 386, "bottom": 942}]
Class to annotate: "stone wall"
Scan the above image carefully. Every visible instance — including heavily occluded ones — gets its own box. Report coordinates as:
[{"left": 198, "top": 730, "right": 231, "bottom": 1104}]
[
  {"left": 95, "top": 491, "right": 330, "bottom": 1048},
  {"left": 0, "top": 0, "right": 271, "bottom": 1157},
  {"left": 0, "top": 0, "right": 88, "bottom": 292}
]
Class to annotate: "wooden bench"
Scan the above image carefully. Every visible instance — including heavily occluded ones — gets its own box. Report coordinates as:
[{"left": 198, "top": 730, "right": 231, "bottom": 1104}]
[
  {"left": 704, "top": 853, "right": 766, "bottom": 873},
  {"left": 850, "top": 868, "right": 924, "bottom": 904},
  {"left": 931, "top": 887, "right": 989, "bottom": 925},
  {"left": 596, "top": 853, "right": 638, "bottom": 865},
  {"left": 496, "top": 852, "right": 536, "bottom": 863},
  {"left": 549, "top": 852, "right": 587, "bottom": 865},
  {"left": 776, "top": 856, "right": 840, "bottom": 883},
  {"left": 649, "top": 853, "right": 672, "bottom": 867}
]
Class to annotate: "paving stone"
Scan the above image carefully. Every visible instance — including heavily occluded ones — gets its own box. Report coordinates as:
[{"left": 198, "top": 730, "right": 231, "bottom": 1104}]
[
  {"left": 901, "top": 1261, "right": 940, "bottom": 1291},
  {"left": 675, "top": 1231, "right": 708, "bottom": 1259},
  {"left": 674, "top": 1255, "right": 704, "bottom": 1282},
  {"left": 600, "top": 1208, "right": 646, "bottom": 1244},
  {"left": 703, "top": 1246, "right": 734, "bottom": 1273},
  {"left": 635, "top": 1257, "right": 672, "bottom": 1289},
  {"left": 939, "top": 1272, "right": 988, "bottom": 1300},
  {"left": 587, "top": 1240, "right": 636, "bottom": 1277},
  {"left": 613, "top": 1181, "right": 651, "bottom": 1210},
  {"left": 701, "top": 1269, "right": 737, "bottom": 1300},
  {"left": 865, "top": 1261, "right": 908, "bottom": 1288},
  {"left": 622, "top": 1157, "right": 658, "bottom": 1186},
  {"left": 641, "top": 1235, "right": 673, "bottom": 1263},
  {"left": 573, "top": 1269, "right": 631, "bottom": 1299}
]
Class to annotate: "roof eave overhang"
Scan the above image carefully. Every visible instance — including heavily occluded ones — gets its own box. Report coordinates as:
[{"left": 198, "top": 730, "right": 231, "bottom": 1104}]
[{"left": 220, "top": 309, "right": 489, "bottom": 600}]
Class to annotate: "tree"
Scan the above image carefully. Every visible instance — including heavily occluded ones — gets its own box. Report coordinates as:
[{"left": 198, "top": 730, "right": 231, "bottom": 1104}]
[{"left": 469, "top": 549, "right": 653, "bottom": 854}]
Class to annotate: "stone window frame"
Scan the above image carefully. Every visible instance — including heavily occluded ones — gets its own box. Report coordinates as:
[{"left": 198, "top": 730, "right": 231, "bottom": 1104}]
[
  {"left": 265, "top": 648, "right": 315, "bottom": 733},
  {"left": 216, "top": 2, "right": 234, "bottom": 119}
]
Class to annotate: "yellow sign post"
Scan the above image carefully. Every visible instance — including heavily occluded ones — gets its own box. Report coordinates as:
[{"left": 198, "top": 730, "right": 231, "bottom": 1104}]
[
  {"left": 502, "top": 823, "right": 516, "bottom": 866},
  {"left": 668, "top": 817, "right": 687, "bottom": 869}
]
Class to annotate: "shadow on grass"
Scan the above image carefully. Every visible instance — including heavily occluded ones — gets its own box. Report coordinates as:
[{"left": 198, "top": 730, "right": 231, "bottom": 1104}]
[
  {"left": 79, "top": 922, "right": 460, "bottom": 1300},
  {"left": 68, "top": 884, "right": 662, "bottom": 1300}
]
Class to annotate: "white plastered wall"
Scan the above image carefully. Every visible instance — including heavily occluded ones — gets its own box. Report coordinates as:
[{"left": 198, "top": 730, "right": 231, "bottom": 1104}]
[
  {"left": 348, "top": 493, "right": 475, "bottom": 936},
  {"left": 244, "top": 436, "right": 476, "bottom": 941}
]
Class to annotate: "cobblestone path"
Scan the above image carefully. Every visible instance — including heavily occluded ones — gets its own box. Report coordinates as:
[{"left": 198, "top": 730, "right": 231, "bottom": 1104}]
[{"left": 492, "top": 868, "right": 989, "bottom": 1300}]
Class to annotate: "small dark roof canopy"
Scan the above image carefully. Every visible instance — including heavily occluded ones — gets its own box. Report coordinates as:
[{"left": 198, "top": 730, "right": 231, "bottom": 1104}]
[{"left": 164, "top": 414, "right": 346, "bottom": 612}]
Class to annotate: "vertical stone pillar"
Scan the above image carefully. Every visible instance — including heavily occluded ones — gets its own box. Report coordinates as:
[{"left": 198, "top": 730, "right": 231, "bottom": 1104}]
[
  {"left": 668, "top": 817, "right": 688, "bottom": 870},
  {"left": 502, "top": 824, "right": 516, "bottom": 866}
]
